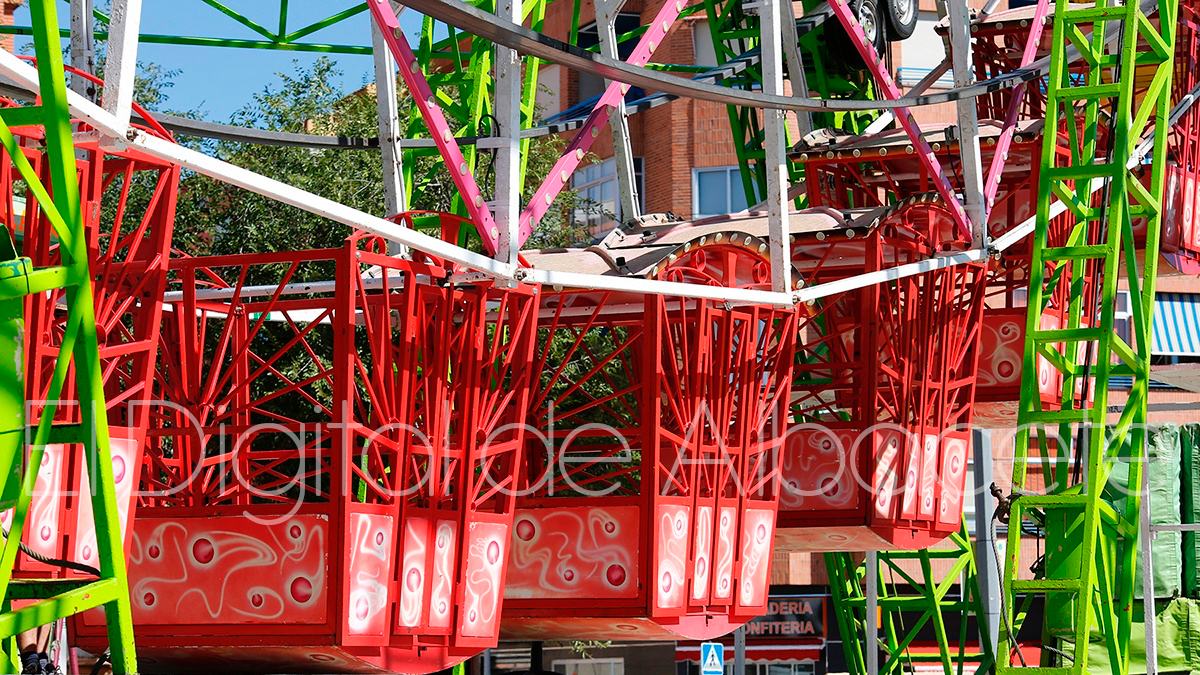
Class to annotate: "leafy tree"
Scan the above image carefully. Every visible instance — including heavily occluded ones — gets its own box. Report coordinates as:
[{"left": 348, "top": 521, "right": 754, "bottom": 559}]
[{"left": 163, "top": 57, "right": 595, "bottom": 259}]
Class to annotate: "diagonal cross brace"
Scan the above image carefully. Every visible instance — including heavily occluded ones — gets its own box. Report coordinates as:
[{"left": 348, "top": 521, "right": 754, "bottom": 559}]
[
  {"left": 367, "top": 0, "right": 501, "bottom": 254},
  {"left": 516, "top": 0, "right": 685, "bottom": 245},
  {"left": 983, "top": 0, "right": 1051, "bottom": 214},
  {"left": 826, "top": 0, "right": 973, "bottom": 241}
]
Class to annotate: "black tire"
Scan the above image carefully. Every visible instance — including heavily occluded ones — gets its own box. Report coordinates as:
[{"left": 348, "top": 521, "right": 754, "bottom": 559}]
[
  {"left": 884, "top": 0, "right": 918, "bottom": 40},
  {"left": 826, "top": 0, "right": 886, "bottom": 63}
]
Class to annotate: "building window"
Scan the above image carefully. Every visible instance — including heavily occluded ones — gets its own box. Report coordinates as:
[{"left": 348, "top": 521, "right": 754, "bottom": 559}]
[
  {"left": 573, "top": 157, "right": 644, "bottom": 230},
  {"left": 551, "top": 657, "right": 624, "bottom": 675},
  {"left": 693, "top": 166, "right": 752, "bottom": 216}
]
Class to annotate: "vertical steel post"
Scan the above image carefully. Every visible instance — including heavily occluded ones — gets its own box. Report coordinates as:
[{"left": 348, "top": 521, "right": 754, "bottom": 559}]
[
  {"left": 777, "top": 0, "right": 813, "bottom": 136},
  {"left": 370, "top": 6, "right": 407, "bottom": 216},
  {"left": 866, "top": 550, "right": 878, "bottom": 675},
  {"left": 1141, "top": 461, "right": 1159, "bottom": 675},
  {"left": 100, "top": 0, "right": 143, "bottom": 132},
  {"left": 596, "top": 0, "right": 641, "bottom": 224},
  {"left": 972, "top": 427, "right": 1001, "bottom": 656},
  {"left": 69, "top": 0, "right": 95, "bottom": 99},
  {"left": 943, "top": 0, "right": 986, "bottom": 247},
  {"left": 493, "top": 0, "right": 523, "bottom": 267},
  {"left": 755, "top": 0, "right": 793, "bottom": 294},
  {"left": 734, "top": 625, "right": 746, "bottom": 675}
]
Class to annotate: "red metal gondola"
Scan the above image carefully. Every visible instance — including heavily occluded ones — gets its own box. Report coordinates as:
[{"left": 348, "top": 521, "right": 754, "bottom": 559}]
[
  {"left": 502, "top": 233, "right": 799, "bottom": 640},
  {"left": 103, "top": 217, "right": 537, "bottom": 674}
]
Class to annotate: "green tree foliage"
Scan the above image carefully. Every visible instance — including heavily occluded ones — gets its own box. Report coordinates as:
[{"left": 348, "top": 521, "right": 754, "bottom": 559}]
[{"left": 161, "top": 57, "right": 594, "bottom": 259}]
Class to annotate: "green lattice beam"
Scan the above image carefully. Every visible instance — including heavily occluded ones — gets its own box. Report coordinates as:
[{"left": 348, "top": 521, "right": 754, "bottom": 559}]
[
  {"left": 0, "top": 1, "right": 138, "bottom": 672},
  {"left": 997, "top": 0, "right": 1178, "bottom": 669}
]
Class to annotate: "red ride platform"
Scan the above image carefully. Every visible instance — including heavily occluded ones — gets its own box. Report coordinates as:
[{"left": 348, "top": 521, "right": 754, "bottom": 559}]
[
  {"left": 505, "top": 236, "right": 799, "bottom": 640},
  {"left": 86, "top": 222, "right": 538, "bottom": 674}
]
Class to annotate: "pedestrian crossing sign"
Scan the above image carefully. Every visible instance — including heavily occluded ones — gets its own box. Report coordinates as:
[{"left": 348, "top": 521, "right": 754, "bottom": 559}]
[{"left": 700, "top": 642, "right": 724, "bottom": 675}]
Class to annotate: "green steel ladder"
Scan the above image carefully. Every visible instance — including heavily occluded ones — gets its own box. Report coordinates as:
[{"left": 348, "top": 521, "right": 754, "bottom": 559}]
[
  {"left": 997, "top": 0, "right": 1178, "bottom": 669},
  {"left": 0, "top": 0, "right": 138, "bottom": 672},
  {"left": 827, "top": 526, "right": 995, "bottom": 675}
]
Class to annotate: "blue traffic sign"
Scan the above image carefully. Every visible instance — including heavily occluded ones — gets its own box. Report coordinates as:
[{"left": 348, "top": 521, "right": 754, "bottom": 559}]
[{"left": 700, "top": 641, "right": 724, "bottom": 675}]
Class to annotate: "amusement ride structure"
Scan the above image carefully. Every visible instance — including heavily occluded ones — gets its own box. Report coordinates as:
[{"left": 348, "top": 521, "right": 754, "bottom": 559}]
[{"left": 0, "top": 0, "right": 1190, "bottom": 672}]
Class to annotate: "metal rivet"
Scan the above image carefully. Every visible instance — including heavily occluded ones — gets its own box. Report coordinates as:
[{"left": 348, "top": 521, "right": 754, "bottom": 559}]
[
  {"left": 575, "top": 149, "right": 584, "bottom": 160},
  {"left": 459, "top": 163, "right": 468, "bottom": 175},
  {"left": 474, "top": 195, "right": 484, "bottom": 207},
  {"left": 545, "top": 193, "right": 553, "bottom": 205},
  {"left": 906, "top": 145, "right": 914, "bottom": 154}
]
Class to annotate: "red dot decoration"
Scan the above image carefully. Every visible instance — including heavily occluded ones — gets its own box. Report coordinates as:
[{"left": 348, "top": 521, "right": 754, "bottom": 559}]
[
  {"left": 515, "top": 519, "right": 535, "bottom": 541},
  {"left": 606, "top": 564, "right": 626, "bottom": 587},
  {"left": 405, "top": 568, "right": 422, "bottom": 592},
  {"left": 192, "top": 538, "right": 215, "bottom": 564},
  {"left": 290, "top": 576, "right": 313, "bottom": 603}
]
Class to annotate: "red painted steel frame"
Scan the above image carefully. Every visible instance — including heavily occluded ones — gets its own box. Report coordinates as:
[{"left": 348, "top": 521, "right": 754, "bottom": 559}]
[
  {"left": 0, "top": 93, "right": 177, "bottom": 578},
  {"left": 1164, "top": 1, "right": 1200, "bottom": 272},
  {"left": 502, "top": 241, "right": 799, "bottom": 641},
  {"left": 100, "top": 220, "right": 538, "bottom": 674},
  {"left": 777, "top": 199, "right": 986, "bottom": 551}
]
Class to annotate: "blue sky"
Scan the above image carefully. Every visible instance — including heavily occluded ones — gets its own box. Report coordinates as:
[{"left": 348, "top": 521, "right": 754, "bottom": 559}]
[{"left": 13, "top": 1, "right": 423, "bottom": 123}]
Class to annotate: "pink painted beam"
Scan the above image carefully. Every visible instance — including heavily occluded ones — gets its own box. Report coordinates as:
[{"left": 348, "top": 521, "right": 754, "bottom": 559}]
[
  {"left": 983, "top": 0, "right": 1051, "bottom": 215},
  {"left": 516, "top": 0, "right": 685, "bottom": 246},
  {"left": 827, "top": 0, "right": 973, "bottom": 242},
  {"left": 368, "top": 0, "right": 502, "bottom": 255}
]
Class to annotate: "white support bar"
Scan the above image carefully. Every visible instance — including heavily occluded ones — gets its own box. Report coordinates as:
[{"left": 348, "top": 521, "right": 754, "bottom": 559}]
[
  {"left": 1149, "top": 523, "right": 1200, "bottom": 532},
  {"left": 756, "top": 0, "right": 793, "bottom": 294},
  {"left": 944, "top": 0, "right": 987, "bottom": 247},
  {"left": 1142, "top": 462, "right": 1159, "bottom": 675},
  {"left": 596, "top": 0, "right": 642, "bottom": 224},
  {"left": 370, "top": 13, "right": 407, "bottom": 217},
  {"left": 131, "top": 130, "right": 518, "bottom": 276},
  {"left": 100, "top": 0, "right": 143, "bottom": 133},
  {"left": 0, "top": 49, "right": 803, "bottom": 305},
  {"left": 520, "top": 267, "right": 795, "bottom": 306},
  {"left": 69, "top": 0, "right": 95, "bottom": 99},
  {"left": 866, "top": 550, "right": 879, "bottom": 675},
  {"left": 778, "top": 0, "right": 813, "bottom": 136},
  {"left": 493, "top": 0, "right": 524, "bottom": 267}
]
